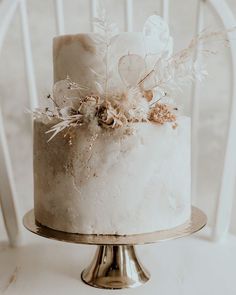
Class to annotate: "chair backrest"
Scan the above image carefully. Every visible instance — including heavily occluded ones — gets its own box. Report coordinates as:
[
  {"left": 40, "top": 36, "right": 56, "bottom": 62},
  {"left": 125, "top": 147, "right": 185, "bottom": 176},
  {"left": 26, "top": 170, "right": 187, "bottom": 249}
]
[{"left": 0, "top": 0, "right": 236, "bottom": 244}]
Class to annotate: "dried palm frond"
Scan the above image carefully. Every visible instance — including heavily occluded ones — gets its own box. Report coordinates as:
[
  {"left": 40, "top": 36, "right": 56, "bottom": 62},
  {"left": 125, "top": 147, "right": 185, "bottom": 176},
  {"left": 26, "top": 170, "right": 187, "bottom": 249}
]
[{"left": 46, "top": 114, "right": 84, "bottom": 142}]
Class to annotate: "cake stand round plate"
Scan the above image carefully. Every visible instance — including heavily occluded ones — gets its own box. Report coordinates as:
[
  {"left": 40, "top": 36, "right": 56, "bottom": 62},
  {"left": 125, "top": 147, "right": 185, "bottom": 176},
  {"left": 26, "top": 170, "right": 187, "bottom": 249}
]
[{"left": 23, "top": 206, "right": 207, "bottom": 290}]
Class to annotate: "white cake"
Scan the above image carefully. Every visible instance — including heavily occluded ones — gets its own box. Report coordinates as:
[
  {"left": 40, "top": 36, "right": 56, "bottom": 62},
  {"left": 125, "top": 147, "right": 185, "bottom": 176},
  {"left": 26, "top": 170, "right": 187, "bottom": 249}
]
[{"left": 33, "top": 16, "right": 191, "bottom": 235}]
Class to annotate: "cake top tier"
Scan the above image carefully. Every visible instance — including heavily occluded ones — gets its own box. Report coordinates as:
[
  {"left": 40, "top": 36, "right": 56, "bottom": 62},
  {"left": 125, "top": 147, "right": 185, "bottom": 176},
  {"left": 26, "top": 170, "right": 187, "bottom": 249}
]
[{"left": 53, "top": 16, "right": 173, "bottom": 96}]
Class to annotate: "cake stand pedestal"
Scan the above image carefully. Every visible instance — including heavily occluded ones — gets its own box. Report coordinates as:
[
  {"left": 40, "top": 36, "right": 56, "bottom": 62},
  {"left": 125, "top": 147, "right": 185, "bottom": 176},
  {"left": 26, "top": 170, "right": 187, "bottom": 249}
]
[{"left": 23, "top": 206, "right": 207, "bottom": 290}]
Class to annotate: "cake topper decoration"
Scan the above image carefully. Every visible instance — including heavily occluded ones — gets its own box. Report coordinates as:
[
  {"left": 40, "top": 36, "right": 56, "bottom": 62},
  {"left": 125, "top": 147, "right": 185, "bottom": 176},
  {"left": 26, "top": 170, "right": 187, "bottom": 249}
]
[{"left": 32, "top": 10, "right": 231, "bottom": 143}]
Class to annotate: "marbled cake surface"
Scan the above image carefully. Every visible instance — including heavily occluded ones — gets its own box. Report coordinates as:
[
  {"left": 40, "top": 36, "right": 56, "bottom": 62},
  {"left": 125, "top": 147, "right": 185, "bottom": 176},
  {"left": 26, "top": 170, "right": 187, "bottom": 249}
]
[{"left": 34, "top": 117, "right": 191, "bottom": 234}]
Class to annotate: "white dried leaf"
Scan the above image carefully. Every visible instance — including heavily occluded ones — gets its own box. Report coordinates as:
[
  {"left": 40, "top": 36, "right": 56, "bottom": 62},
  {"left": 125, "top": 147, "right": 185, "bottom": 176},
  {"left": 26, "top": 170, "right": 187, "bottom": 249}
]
[
  {"left": 53, "top": 78, "right": 85, "bottom": 108},
  {"left": 143, "top": 15, "right": 173, "bottom": 56},
  {"left": 118, "top": 54, "right": 146, "bottom": 87},
  {"left": 140, "top": 70, "right": 157, "bottom": 90},
  {"left": 143, "top": 15, "right": 167, "bottom": 36}
]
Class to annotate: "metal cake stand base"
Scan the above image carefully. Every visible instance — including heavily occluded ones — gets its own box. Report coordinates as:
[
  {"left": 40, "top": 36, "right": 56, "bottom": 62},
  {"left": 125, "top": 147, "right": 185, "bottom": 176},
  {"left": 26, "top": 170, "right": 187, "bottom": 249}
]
[
  {"left": 23, "top": 206, "right": 207, "bottom": 290},
  {"left": 81, "top": 245, "right": 150, "bottom": 289}
]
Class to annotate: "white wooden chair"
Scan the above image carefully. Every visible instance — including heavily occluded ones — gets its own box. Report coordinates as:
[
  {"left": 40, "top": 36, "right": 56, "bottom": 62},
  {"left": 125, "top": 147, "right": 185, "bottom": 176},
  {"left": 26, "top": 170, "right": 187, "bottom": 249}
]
[
  {"left": 0, "top": 0, "right": 236, "bottom": 244},
  {"left": 0, "top": 0, "right": 236, "bottom": 293}
]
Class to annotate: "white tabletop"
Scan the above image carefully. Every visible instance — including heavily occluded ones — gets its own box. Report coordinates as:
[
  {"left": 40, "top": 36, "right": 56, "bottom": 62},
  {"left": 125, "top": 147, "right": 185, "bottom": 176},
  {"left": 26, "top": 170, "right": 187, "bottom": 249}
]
[{"left": 1, "top": 227, "right": 236, "bottom": 295}]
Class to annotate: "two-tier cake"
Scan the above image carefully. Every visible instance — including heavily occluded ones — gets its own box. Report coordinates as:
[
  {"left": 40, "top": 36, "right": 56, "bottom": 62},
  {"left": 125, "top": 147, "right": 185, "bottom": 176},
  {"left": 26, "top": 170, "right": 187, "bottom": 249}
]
[{"left": 33, "top": 15, "right": 191, "bottom": 235}]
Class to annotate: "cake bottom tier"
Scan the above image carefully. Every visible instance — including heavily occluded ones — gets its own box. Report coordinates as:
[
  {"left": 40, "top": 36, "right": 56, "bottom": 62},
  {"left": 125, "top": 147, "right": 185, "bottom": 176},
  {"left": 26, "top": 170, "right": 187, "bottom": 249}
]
[{"left": 34, "top": 117, "right": 191, "bottom": 235}]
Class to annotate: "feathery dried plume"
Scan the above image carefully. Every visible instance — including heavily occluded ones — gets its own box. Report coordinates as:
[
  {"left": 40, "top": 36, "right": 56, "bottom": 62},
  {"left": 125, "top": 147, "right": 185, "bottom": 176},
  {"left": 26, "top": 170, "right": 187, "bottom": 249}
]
[
  {"left": 93, "top": 2, "right": 119, "bottom": 38},
  {"left": 92, "top": 5, "right": 120, "bottom": 99},
  {"left": 138, "top": 28, "right": 232, "bottom": 95}
]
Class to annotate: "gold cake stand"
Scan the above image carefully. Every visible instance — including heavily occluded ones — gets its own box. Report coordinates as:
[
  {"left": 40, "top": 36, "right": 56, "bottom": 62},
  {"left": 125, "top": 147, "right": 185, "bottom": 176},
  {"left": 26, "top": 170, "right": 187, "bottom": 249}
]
[{"left": 23, "top": 206, "right": 207, "bottom": 290}]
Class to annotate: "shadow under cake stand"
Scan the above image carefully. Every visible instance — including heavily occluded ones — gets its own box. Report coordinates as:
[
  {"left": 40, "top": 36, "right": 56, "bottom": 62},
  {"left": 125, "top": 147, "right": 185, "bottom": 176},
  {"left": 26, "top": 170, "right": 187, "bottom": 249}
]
[{"left": 23, "top": 206, "right": 207, "bottom": 290}]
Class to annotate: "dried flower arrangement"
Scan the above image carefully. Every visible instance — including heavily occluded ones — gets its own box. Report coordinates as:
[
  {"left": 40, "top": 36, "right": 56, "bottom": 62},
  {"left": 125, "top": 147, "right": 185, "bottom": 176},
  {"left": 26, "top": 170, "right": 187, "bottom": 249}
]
[{"left": 33, "top": 9, "right": 230, "bottom": 142}]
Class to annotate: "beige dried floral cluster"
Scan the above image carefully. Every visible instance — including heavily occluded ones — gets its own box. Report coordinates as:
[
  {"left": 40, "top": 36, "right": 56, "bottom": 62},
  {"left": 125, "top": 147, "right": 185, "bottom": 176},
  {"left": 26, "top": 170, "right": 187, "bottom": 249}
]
[
  {"left": 149, "top": 103, "right": 177, "bottom": 125},
  {"left": 34, "top": 76, "right": 177, "bottom": 141}
]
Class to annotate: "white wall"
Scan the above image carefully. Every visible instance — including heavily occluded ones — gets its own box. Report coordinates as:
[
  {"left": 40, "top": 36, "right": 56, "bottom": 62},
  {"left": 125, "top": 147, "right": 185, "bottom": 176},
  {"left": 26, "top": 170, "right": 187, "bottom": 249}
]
[{"left": 0, "top": 0, "right": 236, "bottom": 239}]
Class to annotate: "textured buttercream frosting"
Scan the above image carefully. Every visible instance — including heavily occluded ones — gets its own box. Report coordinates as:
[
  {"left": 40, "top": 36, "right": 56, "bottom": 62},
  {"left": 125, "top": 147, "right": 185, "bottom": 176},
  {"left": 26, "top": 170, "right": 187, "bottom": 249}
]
[{"left": 34, "top": 117, "right": 191, "bottom": 234}]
